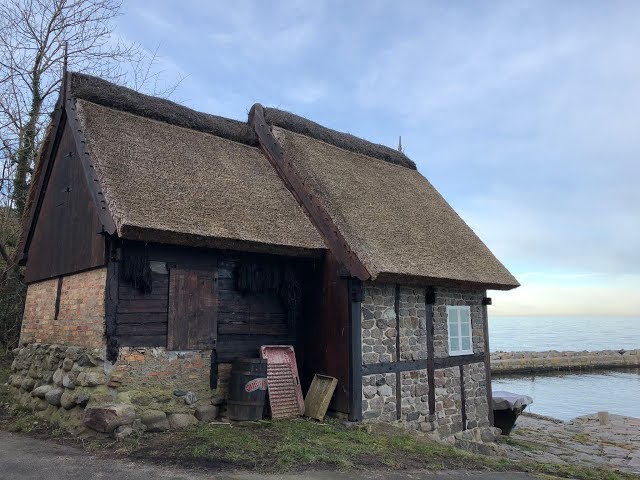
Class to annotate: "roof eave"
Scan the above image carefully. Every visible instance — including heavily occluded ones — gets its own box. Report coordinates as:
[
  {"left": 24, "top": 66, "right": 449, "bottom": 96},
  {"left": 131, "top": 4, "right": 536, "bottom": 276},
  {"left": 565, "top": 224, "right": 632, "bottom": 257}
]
[{"left": 372, "top": 271, "right": 520, "bottom": 291}]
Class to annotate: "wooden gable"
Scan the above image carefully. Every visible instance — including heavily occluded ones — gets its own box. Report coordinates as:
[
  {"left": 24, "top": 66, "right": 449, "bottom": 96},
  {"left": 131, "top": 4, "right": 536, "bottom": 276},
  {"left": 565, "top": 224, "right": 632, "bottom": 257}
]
[{"left": 24, "top": 118, "right": 106, "bottom": 283}]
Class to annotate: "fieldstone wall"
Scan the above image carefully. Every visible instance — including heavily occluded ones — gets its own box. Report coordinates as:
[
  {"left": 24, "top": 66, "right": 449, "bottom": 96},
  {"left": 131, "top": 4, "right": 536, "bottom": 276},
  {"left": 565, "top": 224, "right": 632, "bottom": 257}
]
[
  {"left": 434, "top": 366, "right": 463, "bottom": 436},
  {"left": 362, "top": 373, "right": 396, "bottom": 421},
  {"left": 360, "top": 282, "right": 490, "bottom": 437},
  {"left": 399, "top": 369, "right": 431, "bottom": 430},
  {"left": 398, "top": 287, "right": 427, "bottom": 361},
  {"left": 433, "top": 287, "right": 485, "bottom": 358},
  {"left": 6, "top": 344, "right": 222, "bottom": 437},
  {"left": 361, "top": 284, "right": 397, "bottom": 364},
  {"left": 463, "top": 362, "right": 489, "bottom": 429},
  {"left": 20, "top": 268, "right": 107, "bottom": 349},
  {"left": 491, "top": 349, "right": 640, "bottom": 374}
]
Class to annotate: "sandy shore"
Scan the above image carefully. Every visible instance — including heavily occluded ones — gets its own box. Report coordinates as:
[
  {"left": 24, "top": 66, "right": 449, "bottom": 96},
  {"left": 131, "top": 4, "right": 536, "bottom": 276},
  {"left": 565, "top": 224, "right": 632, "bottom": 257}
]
[{"left": 500, "top": 411, "right": 640, "bottom": 476}]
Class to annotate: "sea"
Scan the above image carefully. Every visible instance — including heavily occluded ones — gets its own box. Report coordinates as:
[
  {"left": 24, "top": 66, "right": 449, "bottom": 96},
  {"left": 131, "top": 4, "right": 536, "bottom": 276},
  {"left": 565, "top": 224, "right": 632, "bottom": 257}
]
[{"left": 489, "top": 316, "right": 640, "bottom": 421}]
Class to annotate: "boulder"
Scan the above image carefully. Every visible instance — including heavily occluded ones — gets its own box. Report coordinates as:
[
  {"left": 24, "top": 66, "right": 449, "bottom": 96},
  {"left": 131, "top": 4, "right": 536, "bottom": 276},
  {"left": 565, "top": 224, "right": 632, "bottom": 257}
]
[
  {"left": 141, "top": 409, "right": 170, "bottom": 432},
  {"left": 79, "top": 370, "right": 106, "bottom": 387},
  {"left": 31, "top": 385, "right": 53, "bottom": 399},
  {"left": 60, "top": 390, "right": 77, "bottom": 410},
  {"left": 21, "top": 377, "right": 36, "bottom": 392},
  {"left": 194, "top": 405, "right": 218, "bottom": 422},
  {"left": 183, "top": 391, "right": 197, "bottom": 405},
  {"left": 62, "top": 358, "right": 74, "bottom": 371},
  {"left": 167, "top": 413, "right": 198, "bottom": 429},
  {"left": 113, "top": 425, "right": 134, "bottom": 439},
  {"left": 52, "top": 368, "right": 64, "bottom": 386},
  {"left": 45, "top": 387, "right": 64, "bottom": 407},
  {"left": 62, "top": 374, "right": 76, "bottom": 389},
  {"left": 84, "top": 404, "right": 136, "bottom": 433}
]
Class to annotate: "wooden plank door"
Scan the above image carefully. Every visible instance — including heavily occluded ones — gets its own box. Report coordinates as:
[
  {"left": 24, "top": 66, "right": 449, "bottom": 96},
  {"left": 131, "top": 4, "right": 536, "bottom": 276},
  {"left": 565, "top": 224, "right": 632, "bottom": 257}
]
[{"left": 168, "top": 266, "right": 218, "bottom": 350}]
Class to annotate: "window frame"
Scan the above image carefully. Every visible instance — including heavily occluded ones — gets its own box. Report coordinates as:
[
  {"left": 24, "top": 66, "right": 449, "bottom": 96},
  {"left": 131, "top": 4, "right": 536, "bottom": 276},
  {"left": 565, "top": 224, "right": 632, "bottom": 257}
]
[{"left": 446, "top": 305, "right": 473, "bottom": 356}]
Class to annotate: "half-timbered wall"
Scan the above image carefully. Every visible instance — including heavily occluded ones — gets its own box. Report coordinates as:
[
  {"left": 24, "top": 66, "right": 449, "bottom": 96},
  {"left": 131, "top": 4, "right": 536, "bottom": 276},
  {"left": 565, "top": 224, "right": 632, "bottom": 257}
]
[
  {"left": 24, "top": 120, "right": 106, "bottom": 284},
  {"left": 359, "top": 282, "right": 490, "bottom": 436}
]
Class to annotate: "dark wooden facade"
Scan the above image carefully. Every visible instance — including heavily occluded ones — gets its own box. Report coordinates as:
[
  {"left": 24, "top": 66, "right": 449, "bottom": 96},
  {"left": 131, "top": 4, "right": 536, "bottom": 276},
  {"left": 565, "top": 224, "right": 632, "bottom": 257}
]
[{"left": 24, "top": 119, "right": 106, "bottom": 283}]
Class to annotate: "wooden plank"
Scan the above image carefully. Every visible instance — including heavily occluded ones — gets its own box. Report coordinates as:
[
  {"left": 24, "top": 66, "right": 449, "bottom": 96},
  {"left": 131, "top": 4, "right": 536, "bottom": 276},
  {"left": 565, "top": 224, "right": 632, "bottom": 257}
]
[
  {"left": 304, "top": 374, "right": 338, "bottom": 421},
  {"left": 117, "top": 299, "right": 168, "bottom": 314},
  {"left": 216, "top": 335, "right": 295, "bottom": 363},
  {"left": 116, "top": 322, "right": 167, "bottom": 336},
  {"left": 394, "top": 284, "right": 401, "bottom": 420},
  {"left": 425, "top": 287, "right": 436, "bottom": 415},
  {"left": 117, "top": 335, "right": 167, "bottom": 347},
  {"left": 249, "top": 103, "right": 370, "bottom": 281},
  {"left": 116, "top": 312, "right": 168, "bottom": 325},
  {"left": 218, "top": 323, "right": 289, "bottom": 336}
]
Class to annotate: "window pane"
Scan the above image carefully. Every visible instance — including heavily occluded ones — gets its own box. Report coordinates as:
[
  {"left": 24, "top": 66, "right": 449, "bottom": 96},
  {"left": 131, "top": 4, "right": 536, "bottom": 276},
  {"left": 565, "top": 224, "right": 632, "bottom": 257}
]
[
  {"left": 461, "top": 337, "right": 471, "bottom": 351},
  {"left": 459, "top": 308, "right": 470, "bottom": 323},
  {"left": 461, "top": 320, "right": 471, "bottom": 337},
  {"left": 450, "top": 337, "right": 460, "bottom": 352},
  {"left": 449, "top": 320, "right": 458, "bottom": 337}
]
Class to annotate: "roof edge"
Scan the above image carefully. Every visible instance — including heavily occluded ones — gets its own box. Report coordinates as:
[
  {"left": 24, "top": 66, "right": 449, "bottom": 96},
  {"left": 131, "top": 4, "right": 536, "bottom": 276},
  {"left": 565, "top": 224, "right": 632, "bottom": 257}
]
[
  {"left": 373, "top": 271, "right": 520, "bottom": 291},
  {"left": 119, "top": 224, "right": 326, "bottom": 259}
]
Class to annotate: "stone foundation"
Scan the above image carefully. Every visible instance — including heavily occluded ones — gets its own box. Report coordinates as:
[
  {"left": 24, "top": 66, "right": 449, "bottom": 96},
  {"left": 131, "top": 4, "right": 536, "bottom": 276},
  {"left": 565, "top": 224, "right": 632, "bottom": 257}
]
[
  {"left": 20, "top": 268, "right": 107, "bottom": 349},
  {"left": 7, "top": 343, "right": 223, "bottom": 436}
]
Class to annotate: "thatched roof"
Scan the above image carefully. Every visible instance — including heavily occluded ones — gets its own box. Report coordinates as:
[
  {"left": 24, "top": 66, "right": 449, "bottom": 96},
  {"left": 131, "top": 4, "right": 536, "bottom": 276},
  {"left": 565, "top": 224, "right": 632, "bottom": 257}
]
[
  {"left": 272, "top": 127, "right": 520, "bottom": 290},
  {"left": 70, "top": 73, "right": 258, "bottom": 147},
  {"left": 76, "top": 100, "right": 326, "bottom": 256}
]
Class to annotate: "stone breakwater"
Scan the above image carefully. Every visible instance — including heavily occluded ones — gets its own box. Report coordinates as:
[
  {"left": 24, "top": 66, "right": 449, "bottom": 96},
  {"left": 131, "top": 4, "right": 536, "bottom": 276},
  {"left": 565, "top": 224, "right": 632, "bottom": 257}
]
[{"left": 491, "top": 349, "right": 640, "bottom": 375}]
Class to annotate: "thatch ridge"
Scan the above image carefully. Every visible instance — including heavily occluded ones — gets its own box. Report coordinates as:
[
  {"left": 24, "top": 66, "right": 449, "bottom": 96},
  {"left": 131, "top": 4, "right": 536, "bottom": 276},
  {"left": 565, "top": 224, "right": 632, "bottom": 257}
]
[
  {"left": 70, "top": 72, "right": 258, "bottom": 146},
  {"left": 263, "top": 107, "right": 416, "bottom": 170}
]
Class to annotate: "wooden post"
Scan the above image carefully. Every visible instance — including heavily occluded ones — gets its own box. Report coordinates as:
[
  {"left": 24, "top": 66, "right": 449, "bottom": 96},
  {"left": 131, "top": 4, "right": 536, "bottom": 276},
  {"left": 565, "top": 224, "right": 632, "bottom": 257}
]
[
  {"left": 425, "top": 287, "right": 436, "bottom": 415},
  {"left": 482, "top": 290, "right": 494, "bottom": 426},
  {"left": 348, "top": 278, "right": 363, "bottom": 421}
]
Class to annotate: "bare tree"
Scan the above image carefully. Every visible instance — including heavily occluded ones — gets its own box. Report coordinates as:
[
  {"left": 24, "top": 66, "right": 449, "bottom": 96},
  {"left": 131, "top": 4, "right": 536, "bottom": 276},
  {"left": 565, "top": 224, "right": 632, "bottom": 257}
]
[{"left": 0, "top": 0, "right": 180, "bottom": 350}]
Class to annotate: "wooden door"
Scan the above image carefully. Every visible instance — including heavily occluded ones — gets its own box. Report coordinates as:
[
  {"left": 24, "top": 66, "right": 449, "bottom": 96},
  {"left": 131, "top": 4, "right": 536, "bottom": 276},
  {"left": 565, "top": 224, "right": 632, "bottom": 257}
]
[{"left": 168, "top": 266, "right": 218, "bottom": 350}]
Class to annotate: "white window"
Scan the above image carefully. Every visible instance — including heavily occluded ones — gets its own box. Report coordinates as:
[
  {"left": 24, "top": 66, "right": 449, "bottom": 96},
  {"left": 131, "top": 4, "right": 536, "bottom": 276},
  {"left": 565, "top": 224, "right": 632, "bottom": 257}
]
[{"left": 446, "top": 306, "right": 473, "bottom": 356}]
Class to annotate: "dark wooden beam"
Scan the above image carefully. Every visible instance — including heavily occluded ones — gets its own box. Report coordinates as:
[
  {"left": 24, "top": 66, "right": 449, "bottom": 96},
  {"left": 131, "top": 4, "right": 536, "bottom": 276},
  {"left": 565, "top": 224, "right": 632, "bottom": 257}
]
[
  {"left": 425, "top": 287, "right": 436, "bottom": 415},
  {"left": 64, "top": 75, "right": 116, "bottom": 235},
  {"left": 348, "top": 278, "right": 363, "bottom": 421},
  {"left": 53, "top": 276, "right": 63, "bottom": 320},
  {"left": 483, "top": 290, "right": 494, "bottom": 426},
  {"left": 434, "top": 353, "right": 485, "bottom": 369},
  {"left": 361, "top": 359, "right": 427, "bottom": 375},
  {"left": 105, "top": 240, "right": 119, "bottom": 362},
  {"left": 249, "top": 103, "right": 370, "bottom": 281},
  {"left": 459, "top": 364, "right": 467, "bottom": 430},
  {"left": 394, "top": 284, "right": 401, "bottom": 420}
]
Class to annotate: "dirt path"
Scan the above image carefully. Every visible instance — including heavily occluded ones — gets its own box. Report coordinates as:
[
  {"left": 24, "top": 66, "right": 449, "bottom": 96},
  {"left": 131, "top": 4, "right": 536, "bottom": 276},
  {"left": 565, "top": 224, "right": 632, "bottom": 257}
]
[
  {"left": 503, "top": 413, "right": 640, "bottom": 476},
  {"left": 0, "top": 431, "right": 537, "bottom": 480}
]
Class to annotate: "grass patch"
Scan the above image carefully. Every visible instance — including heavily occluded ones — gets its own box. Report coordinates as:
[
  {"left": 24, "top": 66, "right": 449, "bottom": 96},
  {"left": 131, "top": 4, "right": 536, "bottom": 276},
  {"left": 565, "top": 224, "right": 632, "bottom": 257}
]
[{"left": 499, "top": 436, "right": 543, "bottom": 452}]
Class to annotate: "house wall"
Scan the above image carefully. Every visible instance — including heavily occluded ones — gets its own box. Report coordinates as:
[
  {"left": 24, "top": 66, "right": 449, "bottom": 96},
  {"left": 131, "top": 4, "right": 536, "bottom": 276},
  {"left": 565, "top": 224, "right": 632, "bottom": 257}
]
[
  {"left": 20, "top": 268, "right": 107, "bottom": 349},
  {"left": 360, "top": 282, "right": 490, "bottom": 437}
]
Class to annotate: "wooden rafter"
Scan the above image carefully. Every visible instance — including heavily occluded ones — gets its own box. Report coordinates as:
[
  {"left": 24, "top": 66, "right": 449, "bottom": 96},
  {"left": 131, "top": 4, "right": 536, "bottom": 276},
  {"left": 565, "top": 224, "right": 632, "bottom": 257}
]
[{"left": 249, "top": 103, "right": 370, "bottom": 281}]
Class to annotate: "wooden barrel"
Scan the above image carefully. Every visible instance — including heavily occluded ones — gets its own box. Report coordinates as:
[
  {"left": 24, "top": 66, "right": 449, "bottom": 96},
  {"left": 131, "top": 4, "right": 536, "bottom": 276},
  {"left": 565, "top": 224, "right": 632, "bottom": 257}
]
[{"left": 227, "top": 358, "right": 268, "bottom": 421}]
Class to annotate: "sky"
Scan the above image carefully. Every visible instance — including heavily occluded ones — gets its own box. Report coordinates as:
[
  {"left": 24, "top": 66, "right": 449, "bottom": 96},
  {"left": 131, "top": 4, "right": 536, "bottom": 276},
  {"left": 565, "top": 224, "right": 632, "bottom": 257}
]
[{"left": 113, "top": 0, "right": 639, "bottom": 317}]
